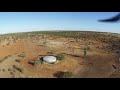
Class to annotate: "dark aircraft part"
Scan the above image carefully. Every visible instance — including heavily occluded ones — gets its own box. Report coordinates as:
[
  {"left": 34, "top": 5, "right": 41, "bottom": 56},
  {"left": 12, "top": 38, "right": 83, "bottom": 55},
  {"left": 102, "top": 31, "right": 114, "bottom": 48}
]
[{"left": 98, "top": 13, "right": 120, "bottom": 22}]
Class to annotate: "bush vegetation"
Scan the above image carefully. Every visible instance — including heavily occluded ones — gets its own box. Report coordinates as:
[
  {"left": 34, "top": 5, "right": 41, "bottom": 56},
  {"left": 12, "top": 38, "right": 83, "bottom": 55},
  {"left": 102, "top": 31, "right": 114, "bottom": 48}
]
[
  {"left": 18, "top": 53, "right": 26, "bottom": 58},
  {"left": 53, "top": 71, "right": 73, "bottom": 78},
  {"left": 55, "top": 54, "right": 65, "bottom": 60},
  {"left": 13, "top": 65, "right": 24, "bottom": 73},
  {"left": 28, "top": 60, "right": 43, "bottom": 66},
  {"left": 15, "top": 59, "right": 21, "bottom": 62},
  {"left": 0, "top": 31, "right": 119, "bottom": 54},
  {"left": 63, "top": 71, "right": 73, "bottom": 78},
  {"left": 47, "top": 51, "right": 54, "bottom": 55}
]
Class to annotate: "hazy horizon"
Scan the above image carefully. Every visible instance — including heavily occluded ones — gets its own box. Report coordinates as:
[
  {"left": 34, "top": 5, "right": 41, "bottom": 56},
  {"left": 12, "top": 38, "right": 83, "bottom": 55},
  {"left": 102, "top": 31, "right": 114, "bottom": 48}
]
[{"left": 0, "top": 12, "right": 119, "bottom": 34}]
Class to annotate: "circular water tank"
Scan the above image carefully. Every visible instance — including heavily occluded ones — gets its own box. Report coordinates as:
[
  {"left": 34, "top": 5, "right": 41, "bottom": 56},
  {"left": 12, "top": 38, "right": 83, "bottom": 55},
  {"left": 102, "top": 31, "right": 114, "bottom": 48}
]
[{"left": 43, "top": 56, "right": 57, "bottom": 63}]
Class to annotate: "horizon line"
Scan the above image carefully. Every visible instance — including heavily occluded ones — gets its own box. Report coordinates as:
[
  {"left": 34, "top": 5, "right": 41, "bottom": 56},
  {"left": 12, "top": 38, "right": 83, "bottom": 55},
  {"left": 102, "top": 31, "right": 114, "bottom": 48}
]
[{"left": 0, "top": 30, "right": 119, "bottom": 35}]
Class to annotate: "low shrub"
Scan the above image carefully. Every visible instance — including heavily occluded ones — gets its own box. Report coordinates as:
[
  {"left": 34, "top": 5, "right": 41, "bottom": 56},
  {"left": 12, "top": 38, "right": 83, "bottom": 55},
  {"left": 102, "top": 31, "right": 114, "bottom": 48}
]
[
  {"left": 18, "top": 53, "right": 26, "bottom": 58},
  {"left": 6, "top": 42, "right": 10, "bottom": 45},
  {"left": 53, "top": 71, "right": 73, "bottom": 78},
  {"left": 34, "top": 60, "right": 43, "bottom": 65},
  {"left": 2, "top": 69, "right": 5, "bottom": 72},
  {"left": 28, "top": 60, "right": 43, "bottom": 66},
  {"left": 28, "top": 61, "right": 35, "bottom": 66},
  {"left": 8, "top": 55, "right": 12, "bottom": 57},
  {"left": 15, "top": 59, "right": 21, "bottom": 62},
  {"left": 53, "top": 71, "right": 64, "bottom": 78},
  {"left": 63, "top": 71, "right": 73, "bottom": 78},
  {"left": 8, "top": 68, "right": 12, "bottom": 71},
  {"left": 4, "top": 56, "right": 9, "bottom": 59},
  {"left": 47, "top": 51, "right": 54, "bottom": 55},
  {"left": 18, "top": 68, "right": 24, "bottom": 73},
  {"left": 55, "top": 54, "right": 65, "bottom": 60},
  {"left": 13, "top": 65, "right": 24, "bottom": 73},
  {"left": 0, "top": 59, "right": 4, "bottom": 63}
]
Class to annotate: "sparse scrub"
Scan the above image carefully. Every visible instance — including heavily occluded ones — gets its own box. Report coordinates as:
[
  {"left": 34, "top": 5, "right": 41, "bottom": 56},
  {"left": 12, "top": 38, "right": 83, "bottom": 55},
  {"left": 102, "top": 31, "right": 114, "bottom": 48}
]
[
  {"left": 47, "top": 51, "right": 54, "bottom": 55},
  {"left": 15, "top": 59, "right": 21, "bottom": 62},
  {"left": 28, "top": 59, "right": 43, "bottom": 66},
  {"left": 86, "top": 45, "right": 90, "bottom": 50},
  {"left": 18, "top": 53, "right": 26, "bottom": 58},
  {"left": 10, "top": 72, "right": 13, "bottom": 75},
  {"left": 28, "top": 61, "right": 35, "bottom": 66},
  {"left": 13, "top": 65, "right": 24, "bottom": 73},
  {"left": 0, "top": 31, "right": 120, "bottom": 78},
  {"left": 6, "top": 42, "right": 10, "bottom": 45},
  {"left": 8, "top": 55, "right": 12, "bottom": 57},
  {"left": 3, "top": 55, "right": 11, "bottom": 59},
  {"left": 8, "top": 68, "right": 12, "bottom": 71},
  {"left": 2, "top": 69, "right": 5, "bottom": 72},
  {"left": 60, "top": 53, "right": 66, "bottom": 55},
  {"left": 53, "top": 71, "right": 64, "bottom": 78},
  {"left": 62, "top": 71, "right": 73, "bottom": 78},
  {"left": 83, "top": 48, "right": 87, "bottom": 57},
  {"left": 4, "top": 56, "right": 8, "bottom": 59},
  {"left": 0, "top": 59, "right": 4, "bottom": 63},
  {"left": 55, "top": 54, "right": 65, "bottom": 60},
  {"left": 0, "top": 55, "right": 11, "bottom": 63},
  {"left": 53, "top": 71, "right": 73, "bottom": 78},
  {"left": 37, "top": 44, "right": 44, "bottom": 46},
  {"left": 18, "top": 68, "right": 24, "bottom": 73}
]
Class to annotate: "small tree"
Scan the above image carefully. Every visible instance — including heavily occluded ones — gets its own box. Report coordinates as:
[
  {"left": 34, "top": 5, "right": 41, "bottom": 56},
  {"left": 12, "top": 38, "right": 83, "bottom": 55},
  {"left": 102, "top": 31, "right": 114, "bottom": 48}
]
[
  {"left": 47, "top": 51, "right": 54, "bottom": 55},
  {"left": 2, "top": 69, "right": 5, "bottom": 72},
  {"left": 53, "top": 71, "right": 73, "bottom": 78},
  {"left": 63, "top": 71, "right": 73, "bottom": 78},
  {"left": 15, "top": 59, "right": 21, "bottom": 62},
  {"left": 55, "top": 54, "right": 65, "bottom": 60},
  {"left": 83, "top": 48, "right": 87, "bottom": 57}
]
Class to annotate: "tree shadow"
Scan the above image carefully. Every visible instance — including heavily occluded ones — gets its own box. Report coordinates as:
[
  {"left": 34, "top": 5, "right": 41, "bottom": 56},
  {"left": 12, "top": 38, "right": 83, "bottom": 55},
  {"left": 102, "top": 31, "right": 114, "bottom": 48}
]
[
  {"left": 53, "top": 71, "right": 64, "bottom": 78},
  {"left": 65, "top": 54, "right": 81, "bottom": 57},
  {"left": 38, "top": 55, "right": 46, "bottom": 57}
]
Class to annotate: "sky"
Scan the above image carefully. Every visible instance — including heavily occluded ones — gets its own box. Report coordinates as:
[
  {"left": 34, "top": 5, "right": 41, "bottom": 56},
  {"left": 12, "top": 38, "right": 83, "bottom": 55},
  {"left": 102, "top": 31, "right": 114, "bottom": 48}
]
[{"left": 0, "top": 12, "right": 119, "bottom": 34}]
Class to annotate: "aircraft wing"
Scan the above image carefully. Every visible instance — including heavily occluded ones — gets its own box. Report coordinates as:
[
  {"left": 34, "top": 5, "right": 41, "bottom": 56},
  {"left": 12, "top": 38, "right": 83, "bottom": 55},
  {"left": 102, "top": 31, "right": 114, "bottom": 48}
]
[{"left": 98, "top": 13, "right": 120, "bottom": 22}]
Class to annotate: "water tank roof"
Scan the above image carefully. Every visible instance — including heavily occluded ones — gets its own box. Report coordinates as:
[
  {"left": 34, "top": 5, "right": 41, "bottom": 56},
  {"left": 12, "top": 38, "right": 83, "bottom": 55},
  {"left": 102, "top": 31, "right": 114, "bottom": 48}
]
[{"left": 43, "top": 56, "right": 57, "bottom": 63}]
